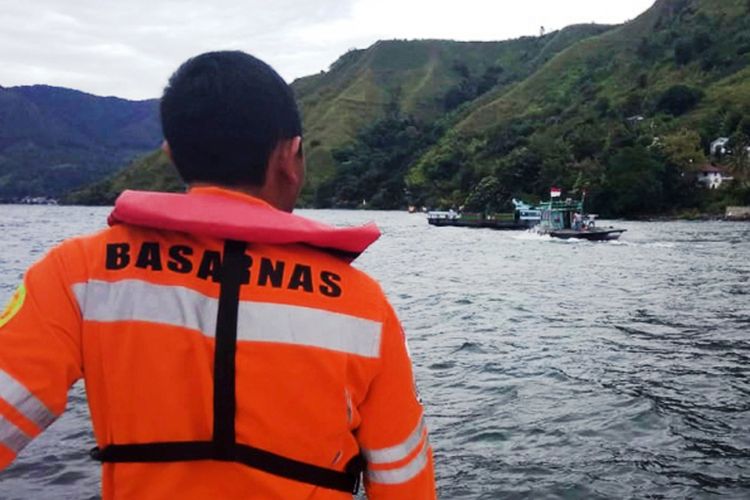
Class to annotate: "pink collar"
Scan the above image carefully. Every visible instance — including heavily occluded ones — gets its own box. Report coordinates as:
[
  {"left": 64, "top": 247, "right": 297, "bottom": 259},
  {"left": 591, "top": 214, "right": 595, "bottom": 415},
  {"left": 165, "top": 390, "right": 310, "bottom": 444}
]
[{"left": 108, "top": 189, "right": 380, "bottom": 260}]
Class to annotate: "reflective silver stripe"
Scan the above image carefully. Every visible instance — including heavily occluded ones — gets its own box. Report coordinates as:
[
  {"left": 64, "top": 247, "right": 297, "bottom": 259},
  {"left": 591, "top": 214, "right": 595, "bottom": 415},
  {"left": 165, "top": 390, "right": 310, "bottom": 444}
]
[
  {"left": 73, "top": 280, "right": 218, "bottom": 337},
  {"left": 73, "top": 280, "right": 382, "bottom": 358},
  {"left": 0, "top": 369, "right": 56, "bottom": 429},
  {"left": 236, "top": 301, "right": 381, "bottom": 358},
  {"left": 0, "top": 415, "right": 31, "bottom": 454},
  {"left": 363, "top": 417, "right": 425, "bottom": 464},
  {"left": 366, "top": 437, "right": 430, "bottom": 485}
]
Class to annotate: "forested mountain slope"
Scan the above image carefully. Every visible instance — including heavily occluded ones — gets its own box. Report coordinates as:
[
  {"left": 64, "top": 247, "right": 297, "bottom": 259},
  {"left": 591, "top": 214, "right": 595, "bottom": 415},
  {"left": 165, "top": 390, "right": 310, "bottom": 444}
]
[
  {"left": 0, "top": 85, "right": 160, "bottom": 199},
  {"left": 66, "top": 0, "right": 750, "bottom": 216},
  {"left": 293, "top": 25, "right": 612, "bottom": 194},
  {"left": 73, "top": 25, "right": 610, "bottom": 205},
  {"left": 407, "top": 0, "right": 750, "bottom": 215}
]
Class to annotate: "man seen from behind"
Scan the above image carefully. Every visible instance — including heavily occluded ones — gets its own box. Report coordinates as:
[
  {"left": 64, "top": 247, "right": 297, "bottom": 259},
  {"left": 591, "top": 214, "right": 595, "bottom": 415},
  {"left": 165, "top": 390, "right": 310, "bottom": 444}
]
[{"left": 0, "top": 51, "right": 436, "bottom": 499}]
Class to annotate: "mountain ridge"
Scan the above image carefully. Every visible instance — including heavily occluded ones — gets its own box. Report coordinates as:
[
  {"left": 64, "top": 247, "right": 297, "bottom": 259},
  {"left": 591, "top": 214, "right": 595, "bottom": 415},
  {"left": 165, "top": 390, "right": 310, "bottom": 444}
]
[
  {"left": 12, "top": 0, "right": 750, "bottom": 216},
  {"left": 404, "top": 0, "right": 750, "bottom": 215},
  {"left": 70, "top": 23, "right": 613, "bottom": 205},
  {"left": 293, "top": 24, "right": 614, "bottom": 195},
  {"left": 0, "top": 84, "right": 161, "bottom": 199}
]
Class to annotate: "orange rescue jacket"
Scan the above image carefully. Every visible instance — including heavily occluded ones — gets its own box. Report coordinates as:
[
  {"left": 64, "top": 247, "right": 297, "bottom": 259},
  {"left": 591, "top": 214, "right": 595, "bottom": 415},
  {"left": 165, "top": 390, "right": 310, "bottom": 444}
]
[{"left": 0, "top": 187, "right": 436, "bottom": 499}]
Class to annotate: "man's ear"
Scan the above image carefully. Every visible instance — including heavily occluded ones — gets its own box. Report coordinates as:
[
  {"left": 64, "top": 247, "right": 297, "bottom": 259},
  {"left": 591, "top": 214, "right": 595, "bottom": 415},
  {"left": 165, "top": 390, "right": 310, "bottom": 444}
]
[
  {"left": 279, "top": 136, "right": 303, "bottom": 183},
  {"left": 161, "top": 140, "right": 173, "bottom": 162},
  {"left": 291, "top": 136, "right": 303, "bottom": 158}
]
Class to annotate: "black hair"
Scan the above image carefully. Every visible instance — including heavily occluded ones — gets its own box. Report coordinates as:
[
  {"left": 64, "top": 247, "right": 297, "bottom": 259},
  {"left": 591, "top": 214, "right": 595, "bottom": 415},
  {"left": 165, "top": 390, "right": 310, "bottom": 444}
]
[{"left": 160, "top": 51, "right": 302, "bottom": 186}]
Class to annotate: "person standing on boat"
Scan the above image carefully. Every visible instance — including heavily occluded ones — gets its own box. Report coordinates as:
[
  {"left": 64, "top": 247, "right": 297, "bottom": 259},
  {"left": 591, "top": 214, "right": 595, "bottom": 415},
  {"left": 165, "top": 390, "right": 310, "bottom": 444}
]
[
  {"left": 573, "top": 212, "right": 583, "bottom": 231},
  {"left": 0, "top": 51, "right": 435, "bottom": 499}
]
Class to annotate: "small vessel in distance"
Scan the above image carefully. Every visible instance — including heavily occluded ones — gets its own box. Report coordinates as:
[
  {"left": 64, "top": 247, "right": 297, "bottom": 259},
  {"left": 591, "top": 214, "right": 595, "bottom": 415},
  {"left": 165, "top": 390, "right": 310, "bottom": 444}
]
[
  {"left": 537, "top": 189, "right": 625, "bottom": 241},
  {"left": 427, "top": 199, "right": 541, "bottom": 230}
]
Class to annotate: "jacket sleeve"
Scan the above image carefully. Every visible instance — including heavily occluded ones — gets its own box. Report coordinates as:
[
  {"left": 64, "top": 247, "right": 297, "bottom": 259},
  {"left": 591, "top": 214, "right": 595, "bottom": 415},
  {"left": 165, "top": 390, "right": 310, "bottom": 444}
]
[
  {"left": 356, "top": 301, "right": 436, "bottom": 499},
  {"left": 0, "top": 245, "right": 83, "bottom": 469}
]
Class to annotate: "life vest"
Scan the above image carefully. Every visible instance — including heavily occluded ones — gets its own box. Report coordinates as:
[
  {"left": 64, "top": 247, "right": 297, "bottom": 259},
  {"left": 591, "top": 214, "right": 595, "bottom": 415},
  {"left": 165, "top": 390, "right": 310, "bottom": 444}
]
[
  {"left": 0, "top": 187, "right": 436, "bottom": 499},
  {"left": 92, "top": 189, "right": 382, "bottom": 494}
]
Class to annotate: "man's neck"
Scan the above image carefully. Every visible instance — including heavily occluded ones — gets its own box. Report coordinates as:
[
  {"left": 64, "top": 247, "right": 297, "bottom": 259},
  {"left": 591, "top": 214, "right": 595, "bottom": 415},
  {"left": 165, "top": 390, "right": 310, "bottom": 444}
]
[{"left": 188, "top": 182, "right": 294, "bottom": 212}]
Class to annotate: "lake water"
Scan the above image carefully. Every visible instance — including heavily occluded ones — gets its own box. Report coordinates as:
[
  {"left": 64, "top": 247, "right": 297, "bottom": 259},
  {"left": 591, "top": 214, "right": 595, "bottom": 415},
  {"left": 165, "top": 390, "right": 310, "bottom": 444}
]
[{"left": 0, "top": 205, "right": 749, "bottom": 499}]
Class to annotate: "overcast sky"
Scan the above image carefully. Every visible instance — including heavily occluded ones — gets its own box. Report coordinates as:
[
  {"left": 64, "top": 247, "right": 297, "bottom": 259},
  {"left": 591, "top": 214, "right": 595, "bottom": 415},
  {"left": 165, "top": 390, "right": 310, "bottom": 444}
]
[{"left": 1, "top": 0, "right": 655, "bottom": 100}]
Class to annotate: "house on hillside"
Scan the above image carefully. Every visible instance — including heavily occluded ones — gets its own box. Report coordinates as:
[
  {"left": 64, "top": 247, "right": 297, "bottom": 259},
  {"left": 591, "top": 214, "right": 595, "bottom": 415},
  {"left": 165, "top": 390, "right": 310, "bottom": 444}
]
[
  {"left": 626, "top": 115, "right": 645, "bottom": 128},
  {"left": 697, "top": 164, "right": 733, "bottom": 189},
  {"left": 710, "top": 137, "right": 730, "bottom": 156}
]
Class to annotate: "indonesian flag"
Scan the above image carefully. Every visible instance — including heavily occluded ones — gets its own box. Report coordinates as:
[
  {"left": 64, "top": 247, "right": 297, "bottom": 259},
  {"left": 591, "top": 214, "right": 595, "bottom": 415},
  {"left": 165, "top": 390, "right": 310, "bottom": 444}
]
[{"left": 550, "top": 187, "right": 562, "bottom": 198}]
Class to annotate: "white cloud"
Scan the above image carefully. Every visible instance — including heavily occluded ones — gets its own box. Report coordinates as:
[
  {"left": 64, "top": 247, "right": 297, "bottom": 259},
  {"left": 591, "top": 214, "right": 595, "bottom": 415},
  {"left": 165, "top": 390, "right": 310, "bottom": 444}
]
[
  {"left": 0, "top": 0, "right": 655, "bottom": 99},
  {"left": 294, "top": 0, "right": 655, "bottom": 44}
]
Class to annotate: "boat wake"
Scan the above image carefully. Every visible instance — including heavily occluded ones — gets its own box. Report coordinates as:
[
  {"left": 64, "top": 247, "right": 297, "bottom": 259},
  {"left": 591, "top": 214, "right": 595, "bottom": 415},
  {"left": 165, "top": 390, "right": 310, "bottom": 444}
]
[
  {"left": 608, "top": 241, "right": 676, "bottom": 249},
  {"left": 513, "top": 230, "right": 553, "bottom": 241},
  {"left": 513, "top": 230, "right": 586, "bottom": 243}
]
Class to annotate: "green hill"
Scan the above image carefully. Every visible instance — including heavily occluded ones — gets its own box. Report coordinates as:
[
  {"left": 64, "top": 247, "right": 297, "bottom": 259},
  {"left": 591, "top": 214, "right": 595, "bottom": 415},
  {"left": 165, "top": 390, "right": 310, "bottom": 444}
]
[
  {"left": 65, "top": 150, "right": 182, "bottom": 205},
  {"left": 454, "top": 0, "right": 750, "bottom": 133},
  {"left": 66, "top": 0, "right": 750, "bottom": 216},
  {"left": 71, "top": 25, "right": 610, "bottom": 206},
  {"left": 0, "top": 85, "right": 160, "bottom": 200},
  {"left": 294, "top": 26, "right": 612, "bottom": 201},
  {"left": 407, "top": 0, "right": 750, "bottom": 215}
]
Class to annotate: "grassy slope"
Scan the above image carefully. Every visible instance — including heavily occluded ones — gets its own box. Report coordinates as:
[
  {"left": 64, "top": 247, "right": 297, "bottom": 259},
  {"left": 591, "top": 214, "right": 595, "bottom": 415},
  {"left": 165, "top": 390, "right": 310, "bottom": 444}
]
[
  {"left": 293, "top": 27, "right": 611, "bottom": 194},
  {"left": 452, "top": 0, "right": 749, "bottom": 133},
  {"left": 406, "top": 0, "right": 750, "bottom": 205},
  {"left": 64, "top": 150, "right": 182, "bottom": 205},
  {"left": 69, "top": 26, "right": 611, "bottom": 205},
  {"left": 0, "top": 86, "right": 160, "bottom": 198}
]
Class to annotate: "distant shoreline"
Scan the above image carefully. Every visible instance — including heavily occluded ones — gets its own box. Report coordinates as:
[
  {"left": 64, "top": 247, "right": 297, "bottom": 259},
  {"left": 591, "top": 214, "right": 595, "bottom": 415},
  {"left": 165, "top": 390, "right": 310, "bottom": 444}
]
[{"left": 3, "top": 202, "right": 748, "bottom": 223}]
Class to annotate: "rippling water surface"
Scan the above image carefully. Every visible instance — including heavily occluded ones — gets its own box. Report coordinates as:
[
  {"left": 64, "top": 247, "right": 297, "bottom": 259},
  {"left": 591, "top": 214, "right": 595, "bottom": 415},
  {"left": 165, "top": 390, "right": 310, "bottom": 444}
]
[{"left": 1, "top": 205, "right": 749, "bottom": 499}]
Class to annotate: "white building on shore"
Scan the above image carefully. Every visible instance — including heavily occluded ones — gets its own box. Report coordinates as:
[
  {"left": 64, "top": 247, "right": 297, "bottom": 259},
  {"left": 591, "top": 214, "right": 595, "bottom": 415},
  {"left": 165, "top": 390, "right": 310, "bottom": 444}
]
[
  {"left": 710, "top": 137, "right": 730, "bottom": 156},
  {"left": 697, "top": 164, "right": 732, "bottom": 189}
]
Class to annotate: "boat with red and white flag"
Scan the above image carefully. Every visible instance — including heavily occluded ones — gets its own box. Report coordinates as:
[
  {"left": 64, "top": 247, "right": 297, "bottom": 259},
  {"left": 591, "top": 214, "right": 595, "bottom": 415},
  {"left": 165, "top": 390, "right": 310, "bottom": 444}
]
[{"left": 536, "top": 188, "right": 626, "bottom": 241}]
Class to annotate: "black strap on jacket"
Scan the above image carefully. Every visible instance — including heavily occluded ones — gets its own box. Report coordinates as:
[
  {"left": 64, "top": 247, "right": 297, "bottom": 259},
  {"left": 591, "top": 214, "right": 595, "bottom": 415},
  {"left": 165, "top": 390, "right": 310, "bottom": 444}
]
[{"left": 90, "top": 240, "right": 363, "bottom": 493}]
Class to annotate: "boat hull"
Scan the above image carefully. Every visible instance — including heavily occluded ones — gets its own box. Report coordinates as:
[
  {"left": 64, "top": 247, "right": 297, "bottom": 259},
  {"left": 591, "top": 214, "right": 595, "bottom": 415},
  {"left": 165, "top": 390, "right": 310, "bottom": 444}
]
[
  {"left": 428, "top": 218, "right": 536, "bottom": 230},
  {"left": 548, "top": 229, "right": 626, "bottom": 241}
]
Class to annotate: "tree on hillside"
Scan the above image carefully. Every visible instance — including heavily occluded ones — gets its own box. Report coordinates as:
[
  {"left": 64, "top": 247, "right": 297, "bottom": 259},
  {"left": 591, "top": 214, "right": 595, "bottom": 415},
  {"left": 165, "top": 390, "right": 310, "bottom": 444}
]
[
  {"left": 674, "top": 39, "right": 694, "bottom": 65},
  {"left": 601, "top": 146, "right": 664, "bottom": 216},
  {"left": 740, "top": 117, "right": 750, "bottom": 138},
  {"left": 656, "top": 129, "right": 704, "bottom": 209},
  {"left": 608, "top": 123, "right": 638, "bottom": 150},
  {"left": 462, "top": 176, "right": 511, "bottom": 213},
  {"left": 729, "top": 150, "right": 750, "bottom": 184},
  {"left": 408, "top": 126, "right": 512, "bottom": 209},
  {"left": 728, "top": 123, "right": 750, "bottom": 184},
  {"left": 722, "top": 110, "right": 743, "bottom": 136},
  {"left": 572, "top": 158, "right": 606, "bottom": 201},
  {"left": 485, "top": 119, "right": 535, "bottom": 156},
  {"left": 530, "top": 133, "right": 574, "bottom": 193},
  {"left": 656, "top": 85, "right": 704, "bottom": 116},
  {"left": 495, "top": 146, "right": 542, "bottom": 196},
  {"left": 594, "top": 97, "right": 611, "bottom": 117},
  {"left": 443, "top": 64, "right": 504, "bottom": 111},
  {"left": 317, "top": 115, "right": 441, "bottom": 209},
  {"left": 637, "top": 37, "right": 660, "bottom": 60},
  {"left": 659, "top": 129, "right": 706, "bottom": 172},
  {"left": 567, "top": 125, "right": 606, "bottom": 161},
  {"left": 727, "top": 135, "right": 750, "bottom": 184},
  {"left": 620, "top": 92, "right": 646, "bottom": 117}
]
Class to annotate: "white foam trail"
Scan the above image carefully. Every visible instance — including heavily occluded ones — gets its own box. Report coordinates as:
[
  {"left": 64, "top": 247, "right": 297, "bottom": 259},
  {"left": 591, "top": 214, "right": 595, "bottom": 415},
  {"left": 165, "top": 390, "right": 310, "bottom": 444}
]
[
  {"left": 513, "top": 230, "right": 552, "bottom": 241},
  {"left": 644, "top": 242, "right": 676, "bottom": 248}
]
